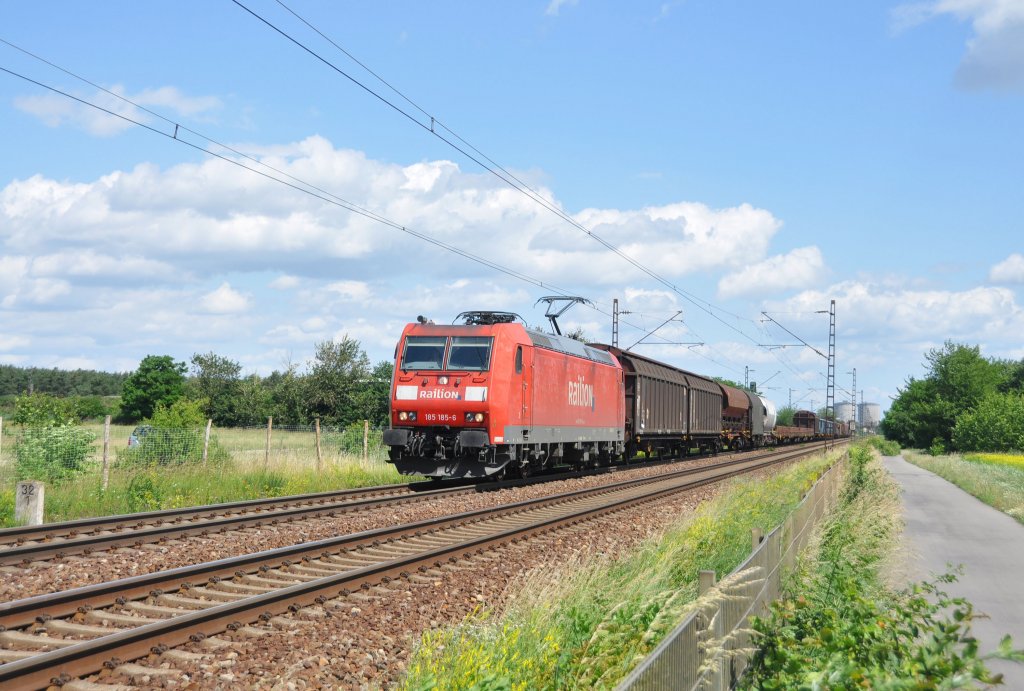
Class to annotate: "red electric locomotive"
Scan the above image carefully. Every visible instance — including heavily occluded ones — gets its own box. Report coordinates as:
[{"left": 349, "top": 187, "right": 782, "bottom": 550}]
[{"left": 384, "top": 312, "right": 625, "bottom": 478}]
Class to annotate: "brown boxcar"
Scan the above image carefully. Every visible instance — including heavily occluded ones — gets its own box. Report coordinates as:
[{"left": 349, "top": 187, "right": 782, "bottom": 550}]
[{"left": 590, "top": 345, "right": 723, "bottom": 456}]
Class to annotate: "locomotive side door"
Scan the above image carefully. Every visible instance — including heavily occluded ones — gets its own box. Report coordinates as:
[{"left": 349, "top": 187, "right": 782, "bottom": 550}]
[{"left": 510, "top": 344, "right": 532, "bottom": 438}]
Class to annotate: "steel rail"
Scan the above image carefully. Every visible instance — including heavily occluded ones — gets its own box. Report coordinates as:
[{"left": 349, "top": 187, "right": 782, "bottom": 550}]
[
  {"left": 0, "top": 483, "right": 476, "bottom": 566},
  {"left": 0, "top": 446, "right": 816, "bottom": 628},
  {"left": 0, "top": 481, "right": 441, "bottom": 545},
  {"left": 0, "top": 443, "right": 806, "bottom": 565},
  {"left": 0, "top": 443, "right": 839, "bottom": 689}
]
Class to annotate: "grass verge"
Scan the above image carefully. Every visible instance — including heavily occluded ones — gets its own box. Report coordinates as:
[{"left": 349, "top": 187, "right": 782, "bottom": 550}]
[
  {"left": 904, "top": 450, "right": 1024, "bottom": 524},
  {"left": 399, "top": 449, "right": 838, "bottom": 690},
  {"left": 741, "top": 446, "right": 1023, "bottom": 688},
  {"left": 0, "top": 459, "right": 409, "bottom": 527}
]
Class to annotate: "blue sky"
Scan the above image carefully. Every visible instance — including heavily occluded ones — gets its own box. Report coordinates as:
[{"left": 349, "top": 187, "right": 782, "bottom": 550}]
[{"left": 1, "top": 0, "right": 1022, "bottom": 416}]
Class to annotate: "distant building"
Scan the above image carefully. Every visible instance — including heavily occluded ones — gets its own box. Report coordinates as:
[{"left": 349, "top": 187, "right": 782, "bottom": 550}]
[
  {"left": 859, "top": 402, "right": 881, "bottom": 431},
  {"left": 836, "top": 401, "right": 856, "bottom": 427}
]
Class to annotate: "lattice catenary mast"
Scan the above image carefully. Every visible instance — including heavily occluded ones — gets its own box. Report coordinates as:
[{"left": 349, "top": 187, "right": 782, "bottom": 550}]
[{"left": 826, "top": 299, "right": 836, "bottom": 447}]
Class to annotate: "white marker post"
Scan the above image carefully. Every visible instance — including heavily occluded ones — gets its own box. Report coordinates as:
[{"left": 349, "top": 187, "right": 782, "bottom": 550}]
[{"left": 15, "top": 480, "right": 44, "bottom": 526}]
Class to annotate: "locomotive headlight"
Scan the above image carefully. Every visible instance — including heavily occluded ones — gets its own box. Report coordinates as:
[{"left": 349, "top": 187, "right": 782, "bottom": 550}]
[
  {"left": 474, "top": 413, "right": 484, "bottom": 423},
  {"left": 408, "top": 412, "right": 417, "bottom": 421},
  {"left": 398, "top": 411, "right": 409, "bottom": 421},
  {"left": 464, "top": 412, "right": 474, "bottom": 422},
  {"left": 438, "top": 376, "right": 449, "bottom": 385}
]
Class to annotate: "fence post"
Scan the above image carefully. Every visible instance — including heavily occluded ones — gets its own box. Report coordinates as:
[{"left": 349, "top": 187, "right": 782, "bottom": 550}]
[
  {"left": 0, "top": 415, "right": 4, "bottom": 464},
  {"left": 101, "top": 415, "right": 111, "bottom": 491},
  {"left": 698, "top": 570, "right": 724, "bottom": 691},
  {"left": 363, "top": 419, "right": 369, "bottom": 462},
  {"left": 15, "top": 480, "right": 44, "bottom": 526},
  {"left": 264, "top": 416, "right": 273, "bottom": 469},
  {"left": 751, "top": 527, "right": 763, "bottom": 551},
  {"left": 202, "top": 419, "right": 212, "bottom": 464},
  {"left": 315, "top": 418, "right": 323, "bottom": 471}
]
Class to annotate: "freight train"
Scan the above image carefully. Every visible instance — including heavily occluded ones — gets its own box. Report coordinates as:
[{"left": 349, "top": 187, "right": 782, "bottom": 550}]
[{"left": 383, "top": 312, "right": 847, "bottom": 479}]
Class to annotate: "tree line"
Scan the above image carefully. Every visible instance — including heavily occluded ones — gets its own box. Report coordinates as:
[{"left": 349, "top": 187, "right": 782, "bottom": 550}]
[
  {"left": 881, "top": 341, "right": 1024, "bottom": 453},
  {"left": 0, "top": 365, "right": 127, "bottom": 397},
  {"left": 4, "top": 336, "right": 394, "bottom": 429}
]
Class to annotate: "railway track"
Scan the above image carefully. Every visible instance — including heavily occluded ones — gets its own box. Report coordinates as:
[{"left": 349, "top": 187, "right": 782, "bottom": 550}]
[
  {"left": 0, "top": 482, "right": 468, "bottom": 567},
  {"left": 0, "top": 444, "right": 805, "bottom": 567},
  {"left": 0, "top": 441, "right": 838, "bottom": 690}
]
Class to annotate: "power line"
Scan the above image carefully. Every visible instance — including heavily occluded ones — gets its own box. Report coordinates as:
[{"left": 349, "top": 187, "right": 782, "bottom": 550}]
[
  {"left": 229, "top": 0, "right": 771, "bottom": 345},
  {"left": 239, "top": 1, "right": 841, "bottom": 391},
  {"left": 0, "top": 35, "right": 755, "bottom": 376},
  {"left": 1, "top": 30, "right": 822, "bottom": 391},
  {"left": 0, "top": 53, "right": 674, "bottom": 357},
  {"left": 0, "top": 63, "right": 571, "bottom": 296}
]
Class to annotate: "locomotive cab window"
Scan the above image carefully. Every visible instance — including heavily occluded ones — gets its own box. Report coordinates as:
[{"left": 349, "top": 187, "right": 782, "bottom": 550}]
[
  {"left": 514, "top": 346, "right": 523, "bottom": 374},
  {"left": 447, "top": 336, "right": 493, "bottom": 371},
  {"left": 401, "top": 336, "right": 446, "bottom": 370}
]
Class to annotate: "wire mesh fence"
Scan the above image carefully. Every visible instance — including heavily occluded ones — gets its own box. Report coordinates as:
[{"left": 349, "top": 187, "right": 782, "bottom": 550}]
[
  {"left": 0, "top": 419, "right": 389, "bottom": 490},
  {"left": 616, "top": 454, "right": 846, "bottom": 691}
]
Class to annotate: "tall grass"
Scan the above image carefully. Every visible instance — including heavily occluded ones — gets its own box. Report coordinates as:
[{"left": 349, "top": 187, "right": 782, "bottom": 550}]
[
  {"left": 401, "top": 449, "right": 839, "bottom": 690},
  {"left": 0, "top": 422, "right": 403, "bottom": 527},
  {"left": 905, "top": 450, "right": 1024, "bottom": 524},
  {"left": 742, "top": 447, "right": 1024, "bottom": 687}
]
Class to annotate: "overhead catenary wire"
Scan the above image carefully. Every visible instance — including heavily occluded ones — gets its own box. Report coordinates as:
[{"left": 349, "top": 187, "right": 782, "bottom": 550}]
[
  {"left": 234, "top": 0, "right": 836, "bottom": 386},
  {"left": 229, "top": 0, "right": 770, "bottom": 345},
  {"left": 0, "top": 36, "right": 743, "bottom": 365},
  {"left": 1, "top": 25, "right": 824, "bottom": 390},
  {"left": 0, "top": 55, "right": 680, "bottom": 354}
]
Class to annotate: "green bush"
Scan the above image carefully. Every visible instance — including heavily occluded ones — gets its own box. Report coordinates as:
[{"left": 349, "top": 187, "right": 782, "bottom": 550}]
[
  {"left": 335, "top": 421, "right": 384, "bottom": 457},
  {"left": 125, "top": 472, "right": 164, "bottom": 512},
  {"left": 746, "top": 572, "right": 1022, "bottom": 688},
  {"left": 117, "top": 427, "right": 231, "bottom": 468},
  {"left": 863, "top": 436, "right": 900, "bottom": 456},
  {"left": 0, "top": 488, "right": 14, "bottom": 525},
  {"left": 743, "top": 448, "right": 1024, "bottom": 688},
  {"left": 72, "top": 395, "right": 115, "bottom": 421},
  {"left": 116, "top": 399, "right": 230, "bottom": 468},
  {"left": 929, "top": 438, "right": 947, "bottom": 456},
  {"left": 952, "top": 392, "right": 1024, "bottom": 453},
  {"left": 15, "top": 425, "right": 96, "bottom": 482},
  {"left": 12, "top": 392, "right": 76, "bottom": 425}
]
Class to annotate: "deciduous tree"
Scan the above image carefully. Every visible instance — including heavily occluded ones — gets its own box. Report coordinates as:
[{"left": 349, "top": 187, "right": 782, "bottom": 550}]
[
  {"left": 188, "top": 352, "right": 242, "bottom": 425},
  {"left": 119, "top": 355, "right": 187, "bottom": 422}
]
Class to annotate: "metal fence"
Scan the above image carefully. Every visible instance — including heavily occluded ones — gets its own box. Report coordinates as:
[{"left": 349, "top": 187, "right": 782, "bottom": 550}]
[
  {"left": 617, "top": 454, "right": 846, "bottom": 691},
  {"left": 0, "top": 419, "right": 389, "bottom": 488}
]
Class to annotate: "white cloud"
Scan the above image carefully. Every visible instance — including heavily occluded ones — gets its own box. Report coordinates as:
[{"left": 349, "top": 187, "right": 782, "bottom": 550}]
[
  {"left": 31, "top": 251, "right": 178, "bottom": 280},
  {"left": 54, "top": 356, "right": 101, "bottom": 370},
  {"left": 325, "top": 280, "right": 372, "bottom": 302},
  {"left": 545, "top": 0, "right": 579, "bottom": 16},
  {"left": 14, "top": 84, "right": 221, "bottom": 136},
  {"left": 771, "top": 280, "right": 1021, "bottom": 342},
  {"left": 893, "top": 0, "right": 1024, "bottom": 91},
  {"left": 989, "top": 253, "right": 1024, "bottom": 283},
  {"left": 0, "top": 335, "right": 30, "bottom": 351},
  {"left": 269, "top": 275, "right": 301, "bottom": 290},
  {"left": 199, "top": 283, "right": 250, "bottom": 314},
  {"left": 0, "top": 136, "right": 781, "bottom": 292},
  {"left": 717, "top": 246, "right": 825, "bottom": 300}
]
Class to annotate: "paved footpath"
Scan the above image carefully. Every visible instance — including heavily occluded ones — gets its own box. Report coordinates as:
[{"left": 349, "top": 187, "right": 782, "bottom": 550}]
[{"left": 884, "top": 455, "right": 1024, "bottom": 686}]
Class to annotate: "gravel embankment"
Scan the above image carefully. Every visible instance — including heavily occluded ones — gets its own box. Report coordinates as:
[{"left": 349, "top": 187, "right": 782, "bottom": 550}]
[
  {"left": 88, "top": 461, "right": 798, "bottom": 690},
  {"left": 0, "top": 457, "right": 730, "bottom": 601}
]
